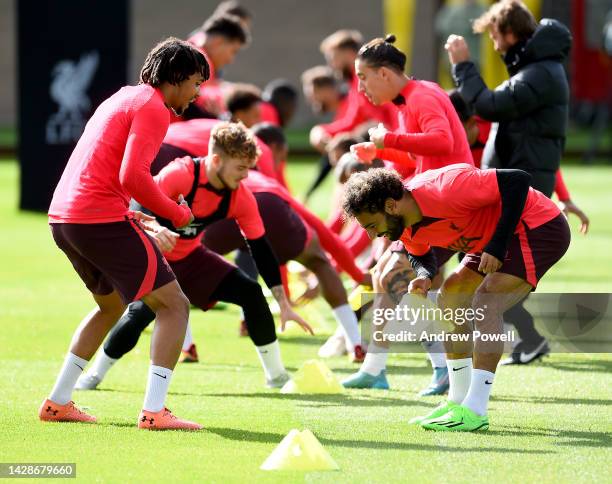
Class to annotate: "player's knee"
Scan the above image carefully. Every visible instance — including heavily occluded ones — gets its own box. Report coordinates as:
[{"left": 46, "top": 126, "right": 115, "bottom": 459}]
[
  {"left": 175, "top": 291, "right": 190, "bottom": 319},
  {"left": 440, "top": 271, "right": 464, "bottom": 293},
  {"left": 159, "top": 289, "right": 190, "bottom": 322},
  {"left": 472, "top": 283, "right": 503, "bottom": 318},
  {"left": 246, "top": 279, "right": 268, "bottom": 307},
  {"left": 303, "top": 252, "right": 328, "bottom": 274},
  {"left": 438, "top": 274, "right": 469, "bottom": 309}
]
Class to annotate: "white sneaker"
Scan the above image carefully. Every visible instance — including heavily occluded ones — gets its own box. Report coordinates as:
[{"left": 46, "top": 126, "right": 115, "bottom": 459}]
[
  {"left": 318, "top": 333, "right": 348, "bottom": 358},
  {"left": 266, "top": 372, "right": 291, "bottom": 389},
  {"left": 75, "top": 372, "right": 102, "bottom": 391}
]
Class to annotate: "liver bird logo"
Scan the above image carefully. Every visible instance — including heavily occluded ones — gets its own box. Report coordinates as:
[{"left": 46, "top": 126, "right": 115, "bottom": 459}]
[{"left": 46, "top": 51, "right": 100, "bottom": 144}]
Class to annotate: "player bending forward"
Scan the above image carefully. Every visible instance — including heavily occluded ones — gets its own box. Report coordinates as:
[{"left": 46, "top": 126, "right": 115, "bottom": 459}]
[
  {"left": 342, "top": 164, "right": 570, "bottom": 431},
  {"left": 77, "top": 123, "right": 312, "bottom": 393}
]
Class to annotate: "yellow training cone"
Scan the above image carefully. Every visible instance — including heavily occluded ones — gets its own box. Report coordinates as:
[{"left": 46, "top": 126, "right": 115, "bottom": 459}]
[
  {"left": 280, "top": 360, "right": 344, "bottom": 394},
  {"left": 260, "top": 429, "right": 339, "bottom": 471}
]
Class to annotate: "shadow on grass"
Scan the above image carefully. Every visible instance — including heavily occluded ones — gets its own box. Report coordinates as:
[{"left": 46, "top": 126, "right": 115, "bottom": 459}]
[
  {"left": 205, "top": 426, "right": 555, "bottom": 454},
  {"left": 277, "top": 335, "right": 327, "bottom": 347},
  {"left": 331, "top": 364, "right": 431, "bottom": 376},
  {"left": 105, "top": 422, "right": 136, "bottom": 428},
  {"left": 493, "top": 395, "right": 612, "bottom": 406},
  {"left": 540, "top": 359, "right": 612, "bottom": 374},
  {"left": 194, "top": 391, "right": 429, "bottom": 408},
  {"left": 490, "top": 425, "right": 611, "bottom": 448}
]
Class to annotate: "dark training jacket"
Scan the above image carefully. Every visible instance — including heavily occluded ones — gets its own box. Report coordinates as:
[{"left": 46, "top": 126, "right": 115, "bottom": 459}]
[{"left": 452, "top": 19, "right": 572, "bottom": 196}]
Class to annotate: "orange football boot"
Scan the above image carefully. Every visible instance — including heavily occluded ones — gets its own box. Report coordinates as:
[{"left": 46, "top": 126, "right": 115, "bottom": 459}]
[
  {"left": 138, "top": 407, "right": 202, "bottom": 431},
  {"left": 38, "top": 399, "right": 96, "bottom": 423}
]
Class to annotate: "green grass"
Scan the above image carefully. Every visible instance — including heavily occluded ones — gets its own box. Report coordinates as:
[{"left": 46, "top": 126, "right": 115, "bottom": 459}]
[{"left": 0, "top": 159, "right": 611, "bottom": 483}]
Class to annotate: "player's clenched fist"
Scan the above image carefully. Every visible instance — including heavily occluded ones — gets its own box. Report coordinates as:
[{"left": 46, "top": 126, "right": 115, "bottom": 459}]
[
  {"left": 350, "top": 142, "right": 377, "bottom": 163},
  {"left": 445, "top": 34, "right": 471, "bottom": 64},
  {"left": 408, "top": 276, "right": 432, "bottom": 297},
  {"left": 478, "top": 252, "right": 503, "bottom": 274}
]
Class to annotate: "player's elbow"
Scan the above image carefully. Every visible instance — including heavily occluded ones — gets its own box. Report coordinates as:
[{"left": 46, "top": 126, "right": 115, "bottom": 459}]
[
  {"left": 119, "top": 170, "right": 142, "bottom": 196},
  {"left": 432, "top": 131, "right": 454, "bottom": 155}
]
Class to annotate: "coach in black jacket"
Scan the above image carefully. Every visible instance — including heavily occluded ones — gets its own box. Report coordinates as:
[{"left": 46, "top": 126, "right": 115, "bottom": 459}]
[
  {"left": 447, "top": 4, "right": 570, "bottom": 197},
  {"left": 443, "top": 1, "right": 574, "bottom": 366}
]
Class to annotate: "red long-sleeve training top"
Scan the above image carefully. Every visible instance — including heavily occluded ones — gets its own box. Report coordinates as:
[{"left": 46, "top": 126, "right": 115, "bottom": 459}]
[
  {"left": 49, "top": 84, "right": 190, "bottom": 228},
  {"left": 378, "top": 80, "right": 474, "bottom": 173}
]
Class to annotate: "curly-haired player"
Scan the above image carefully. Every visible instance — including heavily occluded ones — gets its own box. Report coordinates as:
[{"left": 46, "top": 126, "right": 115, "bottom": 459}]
[{"left": 342, "top": 165, "right": 570, "bottom": 431}]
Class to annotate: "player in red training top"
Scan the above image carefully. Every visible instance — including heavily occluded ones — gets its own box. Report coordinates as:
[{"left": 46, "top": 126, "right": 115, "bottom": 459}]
[
  {"left": 304, "top": 30, "right": 398, "bottom": 201},
  {"left": 203, "top": 124, "right": 369, "bottom": 362},
  {"left": 350, "top": 35, "right": 473, "bottom": 173},
  {"left": 260, "top": 79, "right": 298, "bottom": 128},
  {"left": 343, "top": 35, "right": 473, "bottom": 392},
  {"left": 342, "top": 165, "right": 571, "bottom": 431},
  {"left": 448, "top": 88, "right": 589, "bottom": 365},
  {"left": 183, "top": 14, "right": 249, "bottom": 119},
  {"left": 76, "top": 123, "right": 312, "bottom": 391},
  {"left": 42, "top": 38, "right": 209, "bottom": 430}
]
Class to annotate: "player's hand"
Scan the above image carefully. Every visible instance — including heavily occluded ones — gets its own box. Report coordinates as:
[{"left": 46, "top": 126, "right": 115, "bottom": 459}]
[
  {"left": 445, "top": 34, "right": 471, "bottom": 64},
  {"left": 350, "top": 142, "right": 377, "bottom": 163},
  {"left": 279, "top": 306, "right": 315, "bottom": 335},
  {"left": 175, "top": 194, "right": 194, "bottom": 229},
  {"left": 153, "top": 227, "right": 179, "bottom": 253},
  {"left": 368, "top": 123, "right": 389, "bottom": 148},
  {"left": 132, "top": 210, "right": 155, "bottom": 223},
  {"left": 559, "top": 199, "right": 589, "bottom": 235},
  {"left": 478, "top": 252, "right": 503, "bottom": 274},
  {"left": 408, "top": 276, "right": 432, "bottom": 296},
  {"left": 309, "top": 126, "right": 331, "bottom": 152}
]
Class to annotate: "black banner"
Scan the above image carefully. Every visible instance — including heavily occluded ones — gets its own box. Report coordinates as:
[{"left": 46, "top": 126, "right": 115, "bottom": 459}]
[{"left": 17, "top": 0, "right": 129, "bottom": 211}]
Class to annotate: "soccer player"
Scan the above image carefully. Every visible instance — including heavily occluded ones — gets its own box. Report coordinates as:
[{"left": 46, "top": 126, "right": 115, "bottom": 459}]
[
  {"left": 211, "top": 1, "right": 252, "bottom": 29},
  {"left": 224, "top": 83, "right": 263, "bottom": 127},
  {"left": 185, "top": 14, "right": 249, "bottom": 118},
  {"left": 350, "top": 35, "right": 473, "bottom": 172},
  {"left": 76, "top": 123, "right": 312, "bottom": 391},
  {"left": 305, "top": 30, "right": 397, "bottom": 200},
  {"left": 41, "top": 38, "right": 209, "bottom": 430},
  {"left": 260, "top": 79, "right": 298, "bottom": 128},
  {"left": 344, "top": 34, "right": 473, "bottom": 391},
  {"left": 342, "top": 165, "right": 571, "bottom": 431},
  {"left": 203, "top": 124, "right": 369, "bottom": 361},
  {"left": 312, "top": 30, "right": 397, "bottom": 150}
]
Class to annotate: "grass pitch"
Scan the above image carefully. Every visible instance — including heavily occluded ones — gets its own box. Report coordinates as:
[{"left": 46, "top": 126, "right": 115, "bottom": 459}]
[{"left": 0, "top": 159, "right": 611, "bottom": 483}]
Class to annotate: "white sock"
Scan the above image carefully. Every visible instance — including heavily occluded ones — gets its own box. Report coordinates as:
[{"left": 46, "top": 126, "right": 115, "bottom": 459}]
[
  {"left": 256, "top": 340, "right": 286, "bottom": 380},
  {"left": 49, "top": 352, "right": 89, "bottom": 405},
  {"left": 422, "top": 340, "right": 446, "bottom": 368},
  {"left": 88, "top": 349, "right": 117, "bottom": 379},
  {"left": 462, "top": 369, "right": 495, "bottom": 416},
  {"left": 447, "top": 357, "right": 473, "bottom": 404},
  {"left": 143, "top": 365, "right": 173, "bottom": 413},
  {"left": 332, "top": 304, "right": 361, "bottom": 350},
  {"left": 361, "top": 343, "right": 388, "bottom": 376},
  {"left": 182, "top": 321, "right": 193, "bottom": 352}
]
